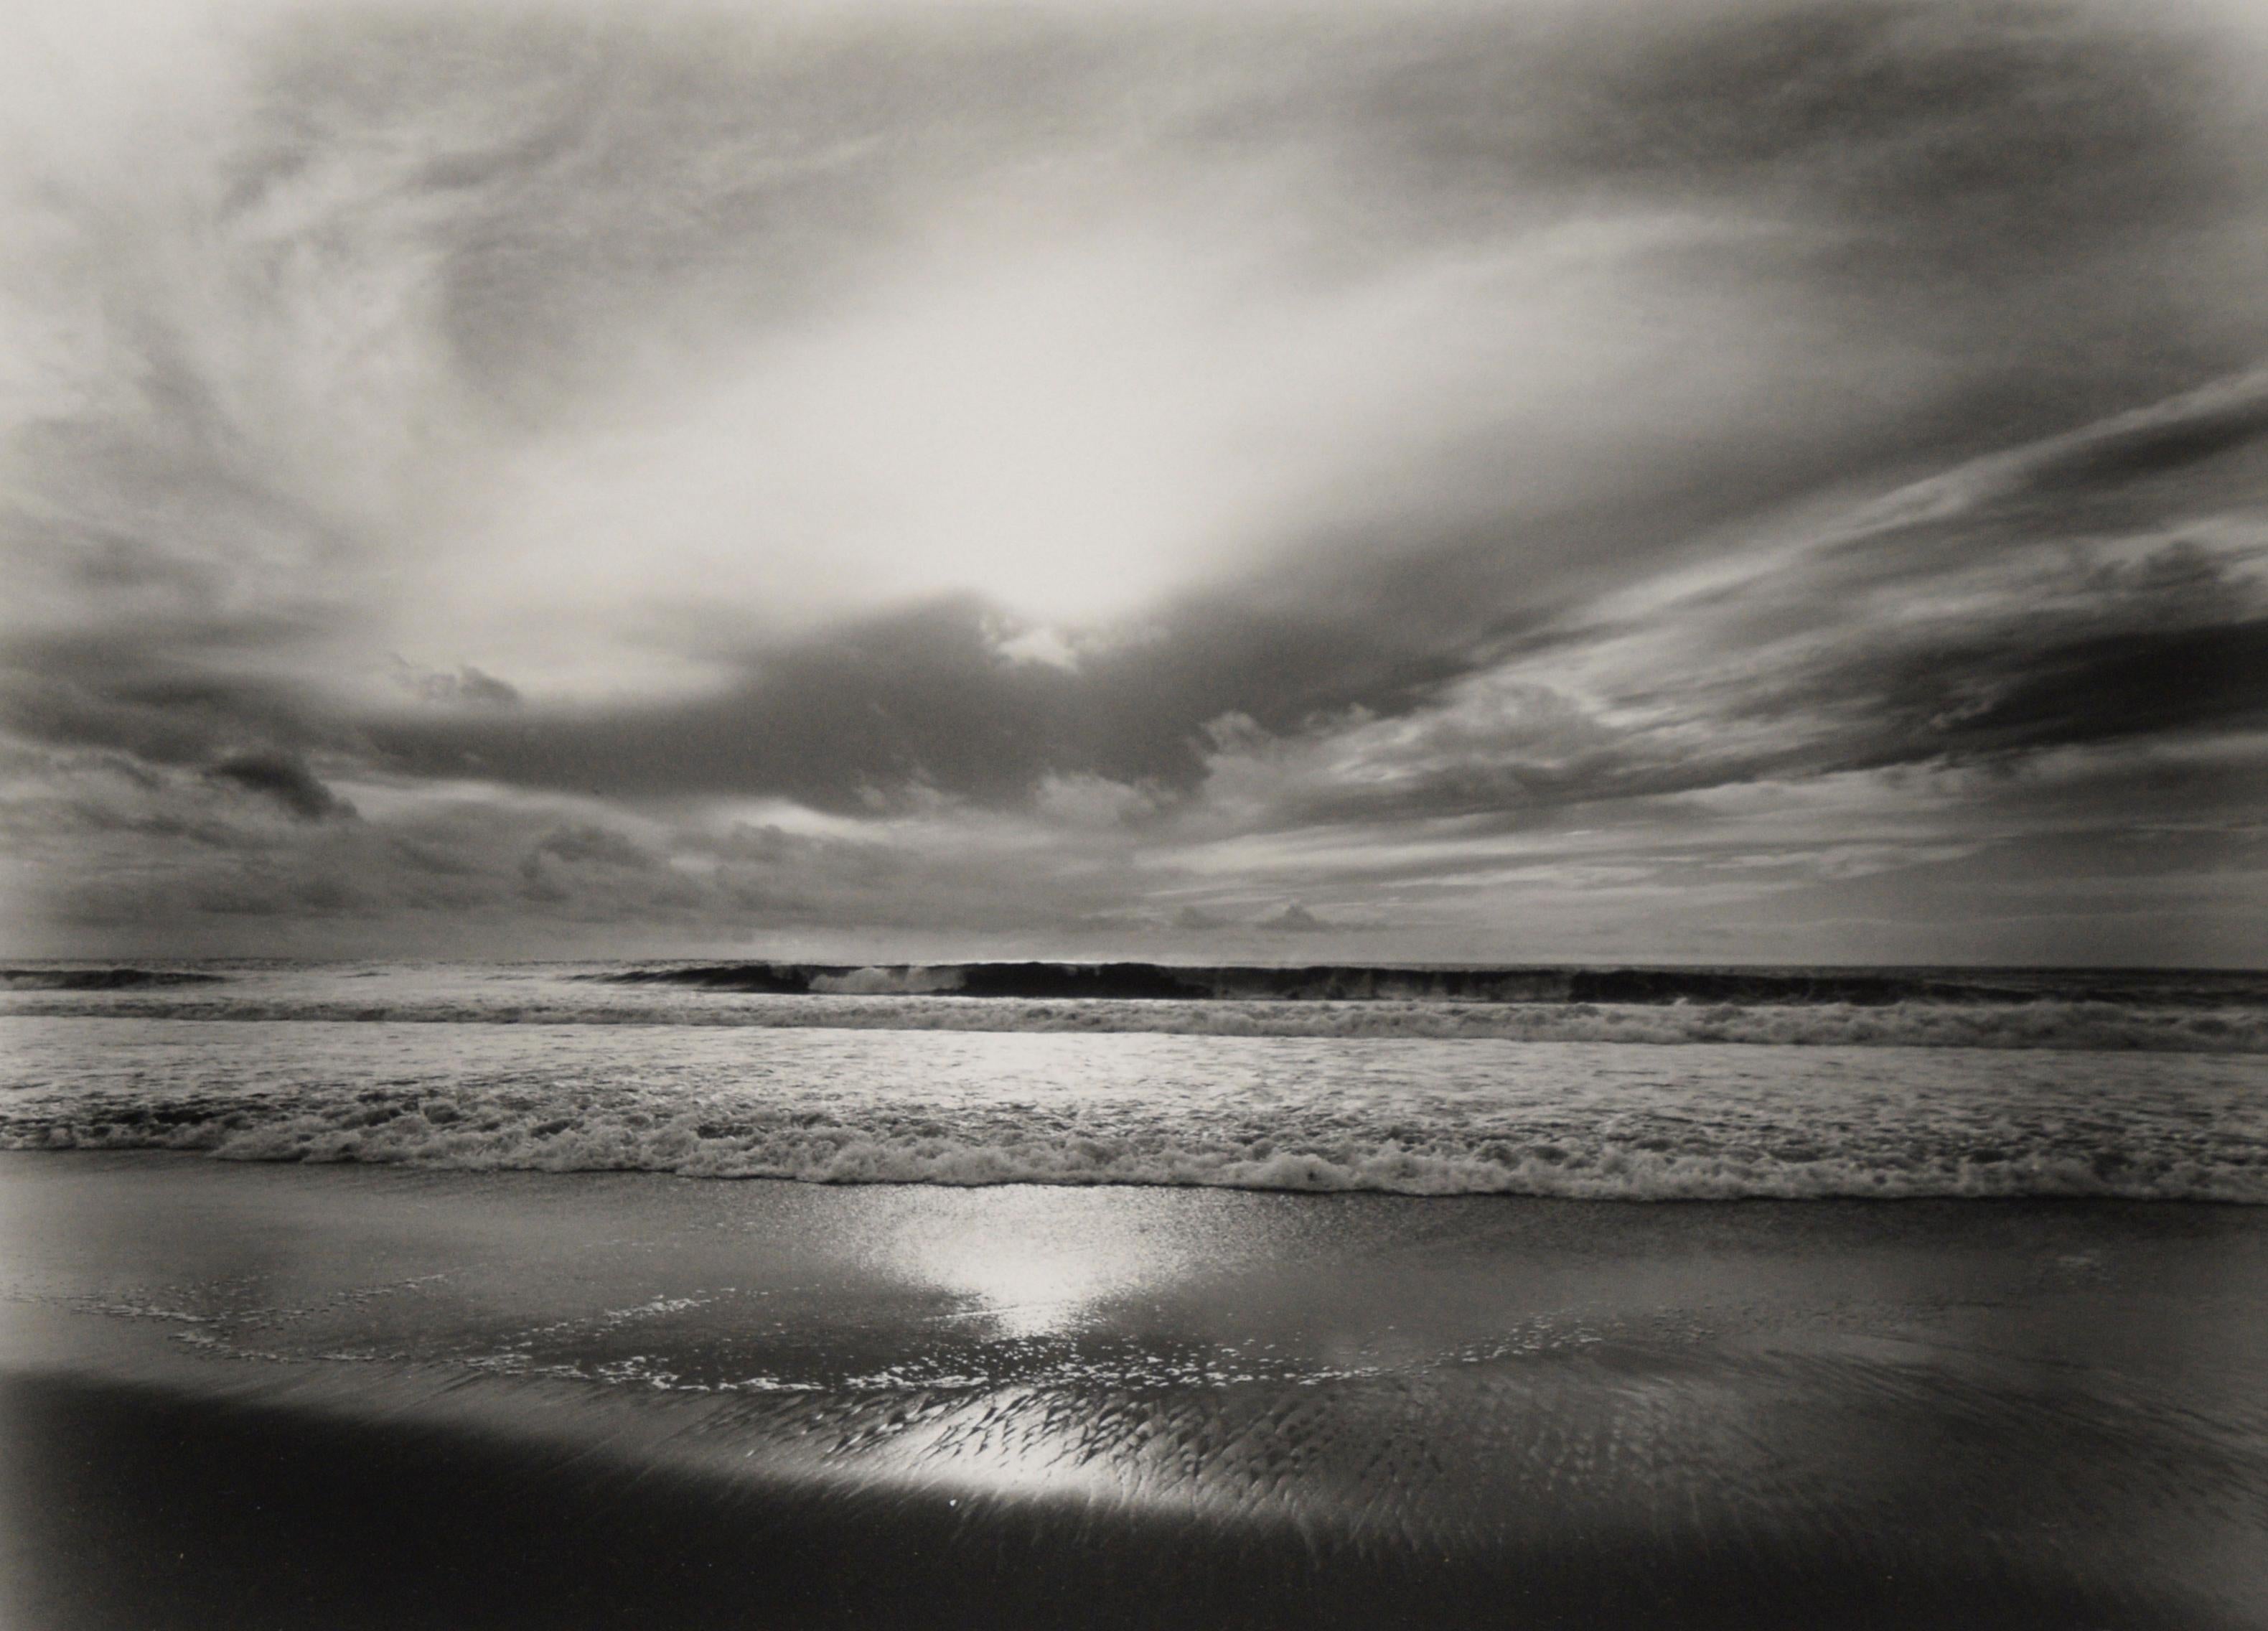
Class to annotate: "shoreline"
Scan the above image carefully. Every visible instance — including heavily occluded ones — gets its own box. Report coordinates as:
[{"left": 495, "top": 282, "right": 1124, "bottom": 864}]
[
  {"left": 6, "top": 1154, "right": 2267, "bottom": 1627},
  {"left": 15, "top": 1141, "right": 2268, "bottom": 1206}
]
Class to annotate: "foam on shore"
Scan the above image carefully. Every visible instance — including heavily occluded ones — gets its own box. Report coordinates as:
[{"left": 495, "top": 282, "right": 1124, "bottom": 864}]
[
  {"left": 7, "top": 989, "right": 2264, "bottom": 1052},
  {"left": 6, "top": 1018, "right": 2263, "bottom": 1200}
]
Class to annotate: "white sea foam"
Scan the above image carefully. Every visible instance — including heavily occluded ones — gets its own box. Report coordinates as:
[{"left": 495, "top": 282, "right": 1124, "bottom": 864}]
[
  {"left": 5, "top": 1017, "right": 2263, "bottom": 1201},
  {"left": 6, "top": 987, "right": 2264, "bottom": 1052}
]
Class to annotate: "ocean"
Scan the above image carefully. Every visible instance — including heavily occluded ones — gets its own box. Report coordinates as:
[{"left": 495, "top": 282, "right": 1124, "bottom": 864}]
[
  {"left": 5, "top": 961, "right": 2267, "bottom": 1628},
  {"left": 4, "top": 958, "right": 2265, "bottom": 1198}
]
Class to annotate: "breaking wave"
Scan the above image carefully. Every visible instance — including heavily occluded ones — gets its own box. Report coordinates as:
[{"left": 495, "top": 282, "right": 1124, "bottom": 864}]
[
  {"left": 603, "top": 960, "right": 2268, "bottom": 1009},
  {"left": 0, "top": 967, "right": 226, "bottom": 991},
  {"left": 6, "top": 961, "right": 2263, "bottom": 1051},
  {"left": 4, "top": 961, "right": 2268, "bottom": 1052},
  {"left": 5, "top": 990, "right": 2262, "bottom": 1052},
  {"left": 17, "top": 1089, "right": 2264, "bottom": 1201},
  {"left": 5, "top": 1019, "right": 2263, "bottom": 1200}
]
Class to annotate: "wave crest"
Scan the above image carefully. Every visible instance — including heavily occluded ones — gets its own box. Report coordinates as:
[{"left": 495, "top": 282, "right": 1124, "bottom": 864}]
[
  {"left": 0, "top": 968, "right": 225, "bottom": 991},
  {"left": 5, "top": 991, "right": 2263, "bottom": 1051},
  {"left": 602, "top": 961, "right": 2268, "bottom": 1009},
  {"left": 16, "top": 1094, "right": 2262, "bottom": 1201}
]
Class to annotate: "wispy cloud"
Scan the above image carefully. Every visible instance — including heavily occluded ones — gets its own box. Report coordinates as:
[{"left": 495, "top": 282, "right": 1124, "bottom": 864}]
[{"left": 4, "top": 0, "right": 2267, "bottom": 960}]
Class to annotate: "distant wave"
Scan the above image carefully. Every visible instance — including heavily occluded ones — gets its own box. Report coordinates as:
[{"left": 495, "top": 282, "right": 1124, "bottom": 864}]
[
  {"left": 0, "top": 968, "right": 227, "bottom": 991},
  {"left": 4, "top": 992, "right": 2262, "bottom": 1051},
  {"left": 601, "top": 960, "right": 2268, "bottom": 1009}
]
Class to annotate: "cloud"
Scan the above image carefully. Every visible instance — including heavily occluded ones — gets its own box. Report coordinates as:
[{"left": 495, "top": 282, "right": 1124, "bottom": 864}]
[
  {"left": 392, "top": 660, "right": 521, "bottom": 708},
  {"left": 1228, "top": 373, "right": 2268, "bottom": 821},
  {"left": 28, "top": 0, "right": 2254, "bottom": 698},
  {"left": 1260, "top": 901, "right": 1330, "bottom": 934},
  {"left": 525, "top": 823, "right": 653, "bottom": 871},
  {"left": 5, "top": 0, "right": 2268, "bottom": 960},
  {"left": 1826, "top": 368, "right": 2268, "bottom": 548},
  {"left": 205, "top": 749, "right": 356, "bottom": 821}
]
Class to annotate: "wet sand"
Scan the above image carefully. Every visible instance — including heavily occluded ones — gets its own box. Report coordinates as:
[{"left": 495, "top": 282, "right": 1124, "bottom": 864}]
[{"left": 5, "top": 1152, "right": 2267, "bottom": 1628}]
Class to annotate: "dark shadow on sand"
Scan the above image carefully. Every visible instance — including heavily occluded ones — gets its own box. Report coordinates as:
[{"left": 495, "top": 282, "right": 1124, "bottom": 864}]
[{"left": 3, "top": 1369, "right": 2231, "bottom": 1631}]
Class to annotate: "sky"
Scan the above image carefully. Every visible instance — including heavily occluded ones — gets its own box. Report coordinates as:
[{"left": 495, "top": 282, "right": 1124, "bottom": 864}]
[{"left": 4, "top": 0, "right": 2267, "bottom": 965}]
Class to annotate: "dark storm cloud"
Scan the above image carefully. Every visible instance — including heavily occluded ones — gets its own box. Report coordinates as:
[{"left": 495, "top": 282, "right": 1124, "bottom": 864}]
[
  {"left": 1250, "top": 587, "right": 2268, "bottom": 834},
  {"left": 1873, "top": 620, "right": 2268, "bottom": 756},
  {"left": 2021, "top": 383, "right": 2268, "bottom": 498},
  {"left": 355, "top": 375, "right": 2268, "bottom": 831},
  {"left": 365, "top": 592, "right": 1472, "bottom": 810},
  {"left": 0, "top": 657, "right": 337, "bottom": 770},
  {"left": 367, "top": 390, "right": 2268, "bottom": 832},
  {"left": 1194, "top": 371, "right": 2268, "bottom": 839},
  {"left": 205, "top": 749, "right": 357, "bottom": 821},
  {"left": 525, "top": 823, "right": 655, "bottom": 872},
  {"left": 367, "top": 599, "right": 1067, "bottom": 807}
]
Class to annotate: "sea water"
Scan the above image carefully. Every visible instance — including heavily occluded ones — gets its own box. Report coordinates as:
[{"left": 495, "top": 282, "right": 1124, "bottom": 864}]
[
  {"left": 4, "top": 959, "right": 2263, "bottom": 1200},
  {"left": 6, "top": 965, "right": 2267, "bottom": 1627}
]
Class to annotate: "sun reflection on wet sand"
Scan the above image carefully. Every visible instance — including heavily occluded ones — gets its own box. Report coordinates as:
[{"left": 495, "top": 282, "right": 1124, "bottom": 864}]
[
  {"left": 840, "top": 1184, "right": 1334, "bottom": 1342},
  {"left": 8, "top": 1159, "right": 2268, "bottom": 1625}
]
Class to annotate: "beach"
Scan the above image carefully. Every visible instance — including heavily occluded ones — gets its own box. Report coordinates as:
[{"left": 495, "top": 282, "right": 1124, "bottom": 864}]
[
  {"left": 11, "top": 0, "right": 2268, "bottom": 1618},
  {"left": 7, "top": 1151, "right": 2267, "bottom": 1629}
]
